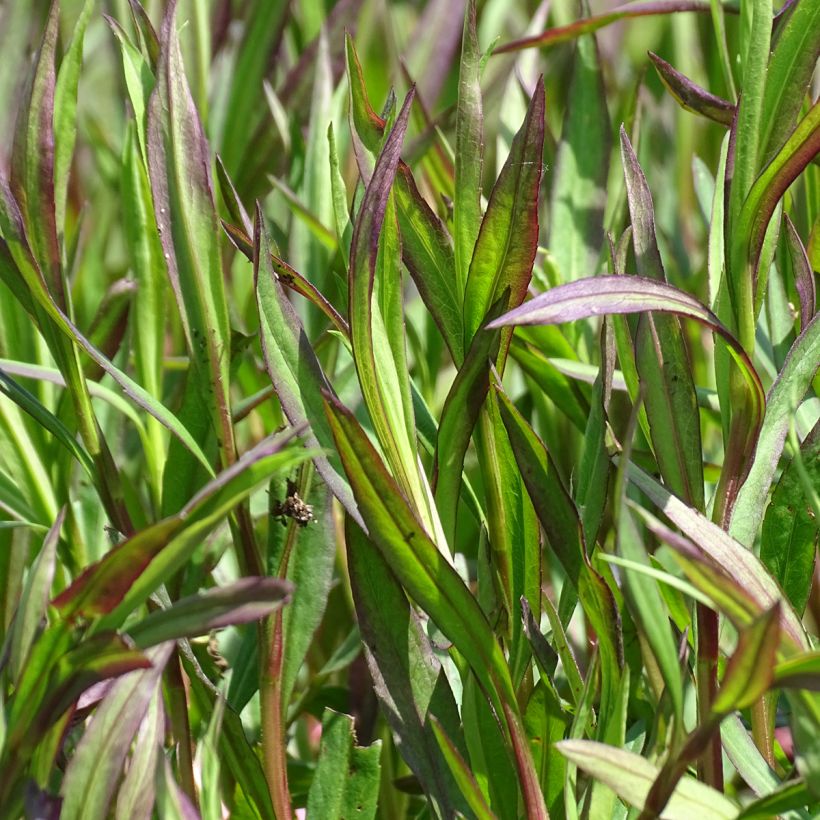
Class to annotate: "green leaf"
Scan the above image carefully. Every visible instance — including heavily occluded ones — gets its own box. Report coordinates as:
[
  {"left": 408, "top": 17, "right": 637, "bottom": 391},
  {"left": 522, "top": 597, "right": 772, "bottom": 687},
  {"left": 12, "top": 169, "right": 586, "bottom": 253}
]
[
  {"left": 463, "top": 75, "right": 545, "bottom": 366},
  {"left": 60, "top": 643, "right": 174, "bottom": 820},
  {"left": 620, "top": 126, "right": 704, "bottom": 510},
  {"left": 147, "top": 0, "right": 234, "bottom": 475},
  {"left": 737, "top": 778, "right": 819, "bottom": 820},
  {"left": 431, "top": 716, "right": 497, "bottom": 820},
  {"left": 53, "top": 429, "right": 309, "bottom": 627},
  {"left": 305, "top": 710, "right": 381, "bottom": 820},
  {"left": 548, "top": 17, "right": 610, "bottom": 287},
  {"left": 712, "top": 603, "right": 780, "bottom": 713},
  {"left": 453, "top": 0, "right": 483, "bottom": 295},
  {"left": 253, "top": 208, "right": 362, "bottom": 527},
  {"left": 346, "top": 520, "right": 468, "bottom": 818},
  {"left": 760, "top": 422, "right": 819, "bottom": 615},
  {"left": 731, "top": 314, "right": 820, "bottom": 547},
  {"left": 556, "top": 739, "right": 739, "bottom": 819},
  {"left": 324, "top": 394, "right": 515, "bottom": 717},
  {"left": 127, "top": 578, "right": 292, "bottom": 649},
  {"left": 53, "top": 0, "right": 93, "bottom": 243},
  {"left": 7, "top": 508, "right": 63, "bottom": 681}
]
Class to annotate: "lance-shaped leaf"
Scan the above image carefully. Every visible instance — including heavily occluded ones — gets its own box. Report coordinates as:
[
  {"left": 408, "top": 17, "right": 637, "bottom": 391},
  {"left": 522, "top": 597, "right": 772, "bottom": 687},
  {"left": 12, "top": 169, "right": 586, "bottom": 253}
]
[
  {"left": 463, "top": 75, "right": 544, "bottom": 367},
  {"left": 346, "top": 520, "right": 469, "bottom": 818},
  {"left": 53, "top": 428, "right": 310, "bottom": 627},
  {"left": 760, "top": 422, "right": 819, "bottom": 616},
  {"left": 453, "top": 0, "right": 483, "bottom": 294},
  {"left": 430, "top": 716, "right": 496, "bottom": 820},
  {"left": 734, "top": 100, "right": 820, "bottom": 303},
  {"left": 127, "top": 578, "right": 292, "bottom": 649},
  {"left": 556, "top": 740, "right": 739, "bottom": 819},
  {"left": 348, "top": 86, "right": 439, "bottom": 538},
  {"left": 433, "top": 299, "right": 502, "bottom": 549},
  {"left": 549, "top": 13, "right": 610, "bottom": 288},
  {"left": 759, "top": 0, "right": 820, "bottom": 163},
  {"left": 625, "top": 462, "right": 808, "bottom": 652},
  {"left": 489, "top": 274, "right": 765, "bottom": 428},
  {"left": 621, "top": 127, "right": 704, "bottom": 510},
  {"left": 495, "top": 1, "right": 730, "bottom": 53},
  {"left": 712, "top": 603, "right": 780, "bottom": 714},
  {"left": 345, "top": 36, "right": 463, "bottom": 363},
  {"left": 10, "top": 1, "right": 61, "bottom": 301},
  {"left": 731, "top": 313, "right": 820, "bottom": 547},
  {"left": 253, "top": 208, "right": 362, "bottom": 527},
  {"left": 649, "top": 52, "right": 734, "bottom": 126},
  {"left": 305, "top": 709, "right": 381, "bottom": 820},
  {"left": 784, "top": 216, "right": 816, "bottom": 332},
  {"left": 498, "top": 388, "right": 623, "bottom": 691},
  {"left": 60, "top": 643, "right": 174, "bottom": 820},
  {"left": 7, "top": 509, "right": 64, "bottom": 682},
  {"left": 147, "top": 0, "right": 234, "bottom": 471},
  {"left": 324, "top": 393, "right": 516, "bottom": 718}
]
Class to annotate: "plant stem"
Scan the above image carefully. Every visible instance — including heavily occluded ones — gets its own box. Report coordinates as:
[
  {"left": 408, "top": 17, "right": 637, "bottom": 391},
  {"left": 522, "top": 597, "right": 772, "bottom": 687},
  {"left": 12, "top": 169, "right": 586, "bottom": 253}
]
[{"left": 695, "top": 603, "right": 722, "bottom": 789}]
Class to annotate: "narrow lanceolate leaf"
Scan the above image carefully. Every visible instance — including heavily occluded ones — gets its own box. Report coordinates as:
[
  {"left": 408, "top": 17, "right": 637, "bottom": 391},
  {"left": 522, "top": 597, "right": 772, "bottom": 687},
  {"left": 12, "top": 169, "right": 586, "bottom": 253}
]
[
  {"left": 463, "top": 76, "right": 544, "bottom": 367},
  {"left": 254, "top": 208, "right": 362, "bottom": 527},
  {"left": 324, "top": 394, "right": 516, "bottom": 719},
  {"left": 760, "top": 423, "right": 819, "bottom": 616},
  {"left": 621, "top": 127, "right": 704, "bottom": 509},
  {"left": 430, "top": 717, "right": 496, "bottom": 820},
  {"left": 759, "top": 0, "right": 820, "bottom": 162},
  {"left": 8, "top": 508, "right": 64, "bottom": 681},
  {"left": 433, "top": 303, "right": 502, "bottom": 550},
  {"left": 53, "top": 429, "right": 309, "bottom": 627},
  {"left": 649, "top": 52, "right": 734, "bottom": 126},
  {"left": 784, "top": 216, "right": 816, "bottom": 332},
  {"left": 549, "top": 16, "right": 610, "bottom": 288},
  {"left": 127, "top": 578, "right": 292, "bottom": 649},
  {"left": 735, "top": 100, "right": 820, "bottom": 300},
  {"left": 731, "top": 314, "right": 820, "bottom": 547},
  {"left": 346, "top": 520, "right": 469, "bottom": 819},
  {"left": 454, "top": 0, "right": 483, "bottom": 294},
  {"left": 305, "top": 710, "right": 381, "bottom": 820},
  {"left": 147, "top": 0, "right": 234, "bottom": 467},
  {"left": 489, "top": 274, "right": 765, "bottom": 430},
  {"left": 60, "top": 643, "right": 174, "bottom": 820},
  {"left": 345, "top": 36, "right": 463, "bottom": 363},
  {"left": 556, "top": 740, "right": 739, "bottom": 819},
  {"left": 10, "top": 1, "right": 61, "bottom": 300},
  {"left": 712, "top": 604, "right": 780, "bottom": 713},
  {"left": 626, "top": 463, "right": 809, "bottom": 652},
  {"left": 348, "top": 87, "right": 438, "bottom": 538}
]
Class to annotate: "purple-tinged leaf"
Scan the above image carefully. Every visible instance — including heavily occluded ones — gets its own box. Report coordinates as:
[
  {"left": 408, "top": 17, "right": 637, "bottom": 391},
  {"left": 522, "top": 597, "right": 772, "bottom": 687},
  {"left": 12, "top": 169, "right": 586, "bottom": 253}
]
[
  {"left": 489, "top": 274, "right": 765, "bottom": 429},
  {"left": 433, "top": 299, "right": 503, "bottom": 549},
  {"left": 495, "top": 1, "right": 732, "bottom": 54},
  {"left": 253, "top": 208, "right": 362, "bottom": 527},
  {"left": 463, "top": 76, "right": 545, "bottom": 367},
  {"left": 127, "top": 578, "right": 293, "bottom": 649},
  {"left": 10, "top": 1, "right": 61, "bottom": 303},
  {"left": 430, "top": 716, "right": 495, "bottom": 820},
  {"left": 784, "top": 215, "right": 816, "bottom": 331},
  {"left": 730, "top": 313, "right": 820, "bottom": 547},
  {"left": 115, "top": 689, "right": 164, "bottom": 820},
  {"left": 216, "top": 155, "right": 253, "bottom": 238},
  {"left": 649, "top": 52, "right": 735, "bottom": 126},
  {"left": 52, "top": 428, "right": 309, "bottom": 624},
  {"left": 737, "top": 100, "right": 820, "bottom": 301},
  {"left": 712, "top": 604, "right": 780, "bottom": 713},
  {"left": 556, "top": 740, "right": 739, "bottom": 818},
  {"left": 7, "top": 508, "right": 64, "bottom": 682},
  {"left": 345, "top": 520, "right": 469, "bottom": 818},
  {"left": 625, "top": 462, "right": 809, "bottom": 652},
  {"left": 60, "top": 643, "right": 173, "bottom": 820},
  {"left": 453, "top": 0, "right": 483, "bottom": 294},
  {"left": 621, "top": 126, "right": 705, "bottom": 510},
  {"left": 128, "top": 0, "right": 160, "bottom": 69},
  {"left": 760, "top": 421, "right": 819, "bottom": 616}
]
